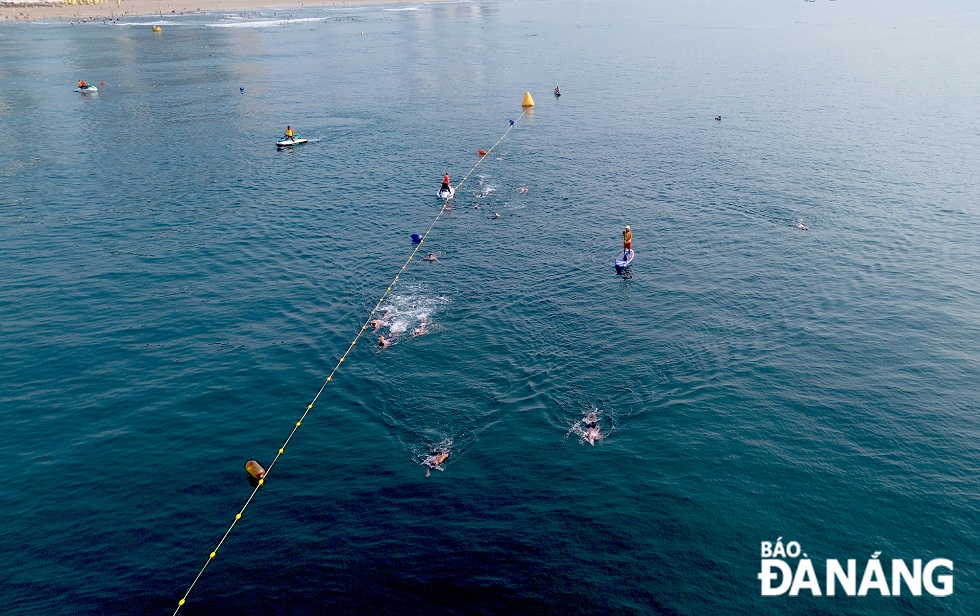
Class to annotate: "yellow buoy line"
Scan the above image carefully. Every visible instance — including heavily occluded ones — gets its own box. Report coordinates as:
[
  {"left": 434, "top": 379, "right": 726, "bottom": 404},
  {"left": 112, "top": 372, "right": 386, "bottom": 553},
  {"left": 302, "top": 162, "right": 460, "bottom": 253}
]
[{"left": 171, "top": 104, "right": 530, "bottom": 615}]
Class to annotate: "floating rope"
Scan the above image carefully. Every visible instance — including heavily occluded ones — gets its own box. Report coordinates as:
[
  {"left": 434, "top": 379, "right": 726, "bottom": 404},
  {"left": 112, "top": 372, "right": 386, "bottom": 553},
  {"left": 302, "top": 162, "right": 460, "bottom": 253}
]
[{"left": 172, "top": 108, "right": 528, "bottom": 614}]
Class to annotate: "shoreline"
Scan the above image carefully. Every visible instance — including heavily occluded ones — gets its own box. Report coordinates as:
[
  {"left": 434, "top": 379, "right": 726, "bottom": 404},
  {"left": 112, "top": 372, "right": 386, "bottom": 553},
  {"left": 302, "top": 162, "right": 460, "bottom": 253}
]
[{"left": 1, "top": 0, "right": 420, "bottom": 21}]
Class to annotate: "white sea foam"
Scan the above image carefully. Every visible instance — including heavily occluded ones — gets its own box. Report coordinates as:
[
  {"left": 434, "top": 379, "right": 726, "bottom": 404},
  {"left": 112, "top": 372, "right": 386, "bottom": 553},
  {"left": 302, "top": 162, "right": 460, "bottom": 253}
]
[
  {"left": 377, "top": 285, "right": 449, "bottom": 341},
  {"left": 208, "top": 16, "right": 326, "bottom": 28}
]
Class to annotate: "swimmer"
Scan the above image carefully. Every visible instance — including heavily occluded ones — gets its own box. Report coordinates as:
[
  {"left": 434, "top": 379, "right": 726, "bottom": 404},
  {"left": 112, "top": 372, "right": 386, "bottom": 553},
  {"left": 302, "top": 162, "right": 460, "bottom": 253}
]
[
  {"left": 423, "top": 450, "right": 450, "bottom": 477},
  {"left": 581, "top": 410, "right": 603, "bottom": 445},
  {"left": 797, "top": 222, "right": 809, "bottom": 231},
  {"left": 491, "top": 212, "right": 500, "bottom": 219},
  {"left": 519, "top": 186, "right": 528, "bottom": 193},
  {"left": 411, "top": 314, "right": 428, "bottom": 338},
  {"left": 371, "top": 309, "right": 392, "bottom": 330},
  {"left": 423, "top": 253, "right": 438, "bottom": 262},
  {"left": 378, "top": 335, "right": 392, "bottom": 349},
  {"left": 715, "top": 115, "right": 722, "bottom": 121},
  {"left": 584, "top": 425, "right": 603, "bottom": 446}
]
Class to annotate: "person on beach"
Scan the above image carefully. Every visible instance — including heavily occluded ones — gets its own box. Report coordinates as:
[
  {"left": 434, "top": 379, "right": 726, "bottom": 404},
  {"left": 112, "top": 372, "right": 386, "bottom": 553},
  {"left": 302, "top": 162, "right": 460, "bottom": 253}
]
[
  {"left": 623, "top": 225, "right": 632, "bottom": 252},
  {"left": 284, "top": 126, "right": 295, "bottom": 142},
  {"left": 441, "top": 172, "right": 451, "bottom": 193}
]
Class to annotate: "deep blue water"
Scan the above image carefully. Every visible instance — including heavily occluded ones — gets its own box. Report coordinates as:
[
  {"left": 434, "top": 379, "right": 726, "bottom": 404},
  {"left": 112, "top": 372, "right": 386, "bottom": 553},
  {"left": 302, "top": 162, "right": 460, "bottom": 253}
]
[{"left": 2, "top": 1, "right": 980, "bottom": 614}]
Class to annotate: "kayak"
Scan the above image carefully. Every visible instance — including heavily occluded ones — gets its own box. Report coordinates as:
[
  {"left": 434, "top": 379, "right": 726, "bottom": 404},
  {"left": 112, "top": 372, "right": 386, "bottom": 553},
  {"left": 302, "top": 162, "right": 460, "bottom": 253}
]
[
  {"left": 615, "top": 248, "right": 634, "bottom": 273},
  {"left": 75, "top": 85, "right": 98, "bottom": 93},
  {"left": 438, "top": 186, "right": 454, "bottom": 200},
  {"left": 276, "top": 137, "right": 308, "bottom": 147}
]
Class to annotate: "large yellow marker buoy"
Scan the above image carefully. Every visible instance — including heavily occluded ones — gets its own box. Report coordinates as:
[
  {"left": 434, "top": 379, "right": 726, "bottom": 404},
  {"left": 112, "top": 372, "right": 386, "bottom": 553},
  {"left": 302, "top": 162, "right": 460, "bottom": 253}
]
[{"left": 522, "top": 91, "right": 534, "bottom": 107}]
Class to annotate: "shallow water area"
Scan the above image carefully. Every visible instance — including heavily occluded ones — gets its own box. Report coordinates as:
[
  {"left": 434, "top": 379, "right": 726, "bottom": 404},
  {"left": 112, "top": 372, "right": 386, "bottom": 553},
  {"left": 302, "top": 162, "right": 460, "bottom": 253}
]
[{"left": 2, "top": 0, "right": 980, "bottom": 614}]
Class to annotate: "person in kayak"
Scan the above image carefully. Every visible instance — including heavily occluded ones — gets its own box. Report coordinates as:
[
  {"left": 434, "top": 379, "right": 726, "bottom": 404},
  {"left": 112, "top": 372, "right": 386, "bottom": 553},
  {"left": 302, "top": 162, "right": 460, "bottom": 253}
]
[
  {"left": 440, "top": 172, "right": 451, "bottom": 193},
  {"left": 623, "top": 225, "right": 632, "bottom": 253},
  {"left": 284, "top": 126, "right": 295, "bottom": 142}
]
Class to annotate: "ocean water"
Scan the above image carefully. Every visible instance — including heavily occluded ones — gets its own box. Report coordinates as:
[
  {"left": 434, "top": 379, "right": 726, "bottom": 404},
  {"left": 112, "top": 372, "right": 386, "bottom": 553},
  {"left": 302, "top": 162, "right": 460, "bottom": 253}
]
[{"left": 2, "top": 0, "right": 980, "bottom": 613}]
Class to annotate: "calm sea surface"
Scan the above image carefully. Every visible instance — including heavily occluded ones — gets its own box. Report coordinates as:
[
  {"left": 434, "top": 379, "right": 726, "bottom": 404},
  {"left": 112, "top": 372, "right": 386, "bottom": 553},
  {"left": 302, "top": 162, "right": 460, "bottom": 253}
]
[{"left": 2, "top": 0, "right": 979, "bottom": 614}]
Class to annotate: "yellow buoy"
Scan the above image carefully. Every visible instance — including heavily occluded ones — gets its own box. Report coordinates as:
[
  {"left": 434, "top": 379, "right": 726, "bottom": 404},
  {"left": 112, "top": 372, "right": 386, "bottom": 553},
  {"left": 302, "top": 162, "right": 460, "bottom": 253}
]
[
  {"left": 522, "top": 91, "right": 534, "bottom": 107},
  {"left": 152, "top": 26, "right": 162, "bottom": 32},
  {"left": 245, "top": 460, "right": 266, "bottom": 480}
]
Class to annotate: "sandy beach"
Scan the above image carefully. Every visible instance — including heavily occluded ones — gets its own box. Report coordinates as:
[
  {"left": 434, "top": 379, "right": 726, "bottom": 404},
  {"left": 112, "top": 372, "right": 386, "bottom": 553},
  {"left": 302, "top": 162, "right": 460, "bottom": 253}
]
[{"left": 1, "top": 0, "right": 418, "bottom": 21}]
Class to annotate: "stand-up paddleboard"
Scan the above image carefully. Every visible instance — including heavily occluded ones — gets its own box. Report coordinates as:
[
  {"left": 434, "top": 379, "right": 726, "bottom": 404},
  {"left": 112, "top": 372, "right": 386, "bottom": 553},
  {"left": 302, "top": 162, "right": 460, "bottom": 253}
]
[
  {"left": 438, "top": 186, "right": 454, "bottom": 200},
  {"left": 277, "top": 137, "right": 308, "bottom": 148},
  {"left": 74, "top": 85, "right": 99, "bottom": 93},
  {"left": 615, "top": 249, "right": 634, "bottom": 273}
]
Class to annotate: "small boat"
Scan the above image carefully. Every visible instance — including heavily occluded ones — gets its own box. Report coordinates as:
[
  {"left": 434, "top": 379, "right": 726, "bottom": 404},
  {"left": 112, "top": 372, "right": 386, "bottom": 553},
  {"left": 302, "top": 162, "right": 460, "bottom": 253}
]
[
  {"left": 438, "top": 186, "right": 454, "bottom": 200},
  {"left": 276, "top": 137, "right": 308, "bottom": 148},
  {"left": 74, "top": 85, "right": 98, "bottom": 93},
  {"left": 615, "top": 249, "right": 634, "bottom": 273}
]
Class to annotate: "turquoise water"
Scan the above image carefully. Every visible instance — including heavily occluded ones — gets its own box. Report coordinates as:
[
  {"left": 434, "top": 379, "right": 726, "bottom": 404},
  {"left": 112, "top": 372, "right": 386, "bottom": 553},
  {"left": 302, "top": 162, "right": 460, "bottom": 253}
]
[{"left": 2, "top": 0, "right": 980, "bottom": 613}]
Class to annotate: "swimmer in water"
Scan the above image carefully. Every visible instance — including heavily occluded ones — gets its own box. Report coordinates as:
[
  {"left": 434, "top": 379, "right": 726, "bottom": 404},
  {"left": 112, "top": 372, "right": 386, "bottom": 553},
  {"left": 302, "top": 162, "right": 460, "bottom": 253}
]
[
  {"left": 371, "top": 309, "right": 392, "bottom": 330},
  {"left": 411, "top": 315, "right": 428, "bottom": 338},
  {"left": 715, "top": 115, "right": 722, "bottom": 121},
  {"left": 584, "top": 424, "right": 603, "bottom": 446},
  {"left": 519, "top": 186, "right": 528, "bottom": 193},
  {"left": 378, "top": 335, "right": 392, "bottom": 349},
  {"left": 491, "top": 212, "right": 500, "bottom": 219},
  {"left": 424, "top": 253, "right": 438, "bottom": 262},
  {"left": 797, "top": 222, "right": 809, "bottom": 231},
  {"left": 423, "top": 449, "right": 450, "bottom": 477},
  {"left": 582, "top": 411, "right": 603, "bottom": 446}
]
